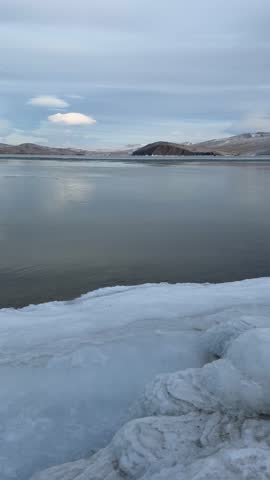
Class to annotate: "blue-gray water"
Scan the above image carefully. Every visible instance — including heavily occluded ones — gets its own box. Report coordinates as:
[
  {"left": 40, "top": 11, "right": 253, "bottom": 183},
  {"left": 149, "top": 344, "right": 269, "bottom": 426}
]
[{"left": 1, "top": 156, "right": 270, "bottom": 308}]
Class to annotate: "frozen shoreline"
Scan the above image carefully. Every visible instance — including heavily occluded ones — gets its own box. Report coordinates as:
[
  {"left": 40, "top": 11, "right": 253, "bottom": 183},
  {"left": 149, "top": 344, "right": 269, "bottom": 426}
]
[{"left": 1, "top": 279, "right": 270, "bottom": 479}]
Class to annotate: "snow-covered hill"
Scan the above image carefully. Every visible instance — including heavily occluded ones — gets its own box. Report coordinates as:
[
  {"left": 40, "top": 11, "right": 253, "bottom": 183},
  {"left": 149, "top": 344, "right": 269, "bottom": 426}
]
[{"left": 195, "top": 132, "right": 270, "bottom": 155}]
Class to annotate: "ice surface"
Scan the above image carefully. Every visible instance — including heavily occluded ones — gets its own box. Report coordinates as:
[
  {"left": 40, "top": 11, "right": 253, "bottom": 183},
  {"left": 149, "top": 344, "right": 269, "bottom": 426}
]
[{"left": 1, "top": 279, "right": 270, "bottom": 479}]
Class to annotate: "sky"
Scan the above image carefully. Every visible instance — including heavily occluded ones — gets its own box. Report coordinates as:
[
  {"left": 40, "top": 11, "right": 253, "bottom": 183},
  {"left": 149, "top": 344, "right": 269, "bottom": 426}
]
[{"left": 1, "top": 0, "right": 270, "bottom": 149}]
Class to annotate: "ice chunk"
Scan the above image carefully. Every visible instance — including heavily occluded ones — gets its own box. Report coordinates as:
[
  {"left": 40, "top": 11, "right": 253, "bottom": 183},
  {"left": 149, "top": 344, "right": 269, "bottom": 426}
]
[
  {"left": 2, "top": 278, "right": 270, "bottom": 479},
  {"left": 31, "top": 415, "right": 270, "bottom": 480},
  {"left": 145, "top": 448, "right": 270, "bottom": 480},
  {"left": 138, "top": 329, "right": 270, "bottom": 418}
]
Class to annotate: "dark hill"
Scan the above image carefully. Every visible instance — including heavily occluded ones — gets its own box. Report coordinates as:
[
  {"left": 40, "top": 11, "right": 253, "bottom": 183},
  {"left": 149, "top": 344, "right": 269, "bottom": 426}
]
[{"left": 132, "top": 141, "right": 221, "bottom": 156}]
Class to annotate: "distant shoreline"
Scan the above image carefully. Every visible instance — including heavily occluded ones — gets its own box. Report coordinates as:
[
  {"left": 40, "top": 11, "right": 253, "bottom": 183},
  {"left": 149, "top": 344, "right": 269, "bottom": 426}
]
[{"left": 1, "top": 154, "right": 270, "bottom": 163}]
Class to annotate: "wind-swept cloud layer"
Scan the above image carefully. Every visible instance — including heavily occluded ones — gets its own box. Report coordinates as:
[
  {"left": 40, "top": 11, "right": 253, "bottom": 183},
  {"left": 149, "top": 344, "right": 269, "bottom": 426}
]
[
  {"left": 28, "top": 96, "right": 69, "bottom": 108},
  {"left": 0, "top": 0, "right": 270, "bottom": 147}
]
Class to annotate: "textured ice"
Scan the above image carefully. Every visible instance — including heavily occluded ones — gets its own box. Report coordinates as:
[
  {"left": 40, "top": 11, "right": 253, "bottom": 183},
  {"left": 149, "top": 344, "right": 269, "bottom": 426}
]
[
  {"left": 1, "top": 279, "right": 270, "bottom": 479},
  {"left": 31, "top": 415, "right": 270, "bottom": 480},
  {"left": 138, "top": 331, "right": 270, "bottom": 419}
]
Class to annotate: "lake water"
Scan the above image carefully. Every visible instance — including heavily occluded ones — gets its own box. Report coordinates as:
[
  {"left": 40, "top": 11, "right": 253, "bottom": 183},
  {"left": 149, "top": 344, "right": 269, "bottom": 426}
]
[{"left": 1, "top": 156, "right": 270, "bottom": 308}]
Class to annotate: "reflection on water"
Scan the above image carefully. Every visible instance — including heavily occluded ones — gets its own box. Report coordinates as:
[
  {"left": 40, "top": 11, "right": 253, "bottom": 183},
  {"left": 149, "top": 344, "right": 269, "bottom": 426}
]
[{"left": 1, "top": 158, "right": 270, "bottom": 308}]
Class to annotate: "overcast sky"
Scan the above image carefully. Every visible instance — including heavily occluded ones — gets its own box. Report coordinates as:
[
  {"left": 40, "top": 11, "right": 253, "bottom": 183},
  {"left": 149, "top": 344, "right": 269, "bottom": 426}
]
[{"left": 1, "top": 0, "right": 270, "bottom": 148}]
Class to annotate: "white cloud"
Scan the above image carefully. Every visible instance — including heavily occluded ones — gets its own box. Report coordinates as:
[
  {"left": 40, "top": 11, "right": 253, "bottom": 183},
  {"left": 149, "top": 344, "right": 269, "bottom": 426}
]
[
  {"left": 0, "top": 119, "right": 11, "bottom": 144},
  {"left": 66, "top": 94, "right": 83, "bottom": 99},
  {"left": 2, "top": 130, "right": 48, "bottom": 145},
  {"left": 0, "top": 124, "right": 48, "bottom": 146},
  {"left": 167, "top": 120, "right": 232, "bottom": 143},
  {"left": 234, "top": 113, "right": 270, "bottom": 133},
  {"left": 0, "top": 118, "right": 11, "bottom": 133},
  {"left": 48, "top": 112, "right": 97, "bottom": 126},
  {"left": 28, "top": 96, "right": 69, "bottom": 108}
]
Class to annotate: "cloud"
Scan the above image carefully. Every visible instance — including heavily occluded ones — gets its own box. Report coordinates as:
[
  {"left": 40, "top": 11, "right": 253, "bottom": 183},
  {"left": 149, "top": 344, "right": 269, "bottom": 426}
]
[
  {"left": 48, "top": 112, "right": 97, "bottom": 126},
  {"left": 0, "top": 122, "right": 45, "bottom": 146},
  {"left": 168, "top": 120, "right": 232, "bottom": 143},
  {"left": 0, "top": 129, "right": 48, "bottom": 145},
  {"left": 234, "top": 113, "right": 270, "bottom": 133},
  {"left": 28, "top": 95, "right": 69, "bottom": 108},
  {"left": 0, "top": 118, "right": 11, "bottom": 133},
  {"left": 66, "top": 94, "right": 83, "bottom": 99}
]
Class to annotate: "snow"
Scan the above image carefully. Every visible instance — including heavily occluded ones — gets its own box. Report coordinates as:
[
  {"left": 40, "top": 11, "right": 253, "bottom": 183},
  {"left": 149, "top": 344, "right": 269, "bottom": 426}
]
[{"left": 1, "top": 279, "right": 270, "bottom": 479}]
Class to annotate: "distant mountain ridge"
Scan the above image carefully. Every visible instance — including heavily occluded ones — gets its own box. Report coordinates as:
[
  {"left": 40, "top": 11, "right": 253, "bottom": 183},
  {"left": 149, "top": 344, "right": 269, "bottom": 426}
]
[
  {"left": 1, "top": 132, "right": 270, "bottom": 157},
  {"left": 0, "top": 142, "right": 135, "bottom": 157},
  {"left": 0, "top": 143, "right": 87, "bottom": 156},
  {"left": 194, "top": 132, "right": 270, "bottom": 155}
]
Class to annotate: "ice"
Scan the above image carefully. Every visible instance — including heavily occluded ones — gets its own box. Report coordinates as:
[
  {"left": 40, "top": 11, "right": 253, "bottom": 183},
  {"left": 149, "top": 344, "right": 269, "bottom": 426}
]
[
  {"left": 137, "top": 328, "right": 270, "bottom": 419},
  {"left": 31, "top": 415, "right": 270, "bottom": 480},
  {"left": 1, "top": 278, "right": 270, "bottom": 479},
  {"left": 144, "top": 448, "right": 270, "bottom": 480}
]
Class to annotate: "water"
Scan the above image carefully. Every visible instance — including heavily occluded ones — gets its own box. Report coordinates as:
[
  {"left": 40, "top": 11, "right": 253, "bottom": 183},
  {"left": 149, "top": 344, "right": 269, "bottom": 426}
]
[{"left": 1, "top": 156, "right": 270, "bottom": 308}]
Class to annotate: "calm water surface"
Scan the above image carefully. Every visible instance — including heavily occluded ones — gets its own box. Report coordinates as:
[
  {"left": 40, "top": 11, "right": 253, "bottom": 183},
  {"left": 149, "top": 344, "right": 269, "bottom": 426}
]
[{"left": 1, "top": 157, "right": 270, "bottom": 308}]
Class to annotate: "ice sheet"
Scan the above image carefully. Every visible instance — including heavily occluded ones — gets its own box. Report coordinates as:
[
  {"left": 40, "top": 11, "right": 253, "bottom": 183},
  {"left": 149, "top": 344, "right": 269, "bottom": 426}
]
[{"left": 1, "top": 279, "right": 270, "bottom": 479}]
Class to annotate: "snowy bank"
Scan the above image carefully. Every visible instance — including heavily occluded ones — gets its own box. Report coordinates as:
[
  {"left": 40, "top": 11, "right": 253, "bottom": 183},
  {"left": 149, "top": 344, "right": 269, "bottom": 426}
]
[{"left": 1, "top": 279, "right": 270, "bottom": 479}]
